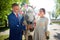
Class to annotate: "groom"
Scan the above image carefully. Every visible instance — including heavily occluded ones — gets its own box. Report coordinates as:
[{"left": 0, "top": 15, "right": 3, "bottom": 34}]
[{"left": 8, "top": 3, "right": 26, "bottom": 40}]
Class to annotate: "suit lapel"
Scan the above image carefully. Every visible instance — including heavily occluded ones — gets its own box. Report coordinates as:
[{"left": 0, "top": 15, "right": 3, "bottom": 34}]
[{"left": 12, "top": 12, "right": 19, "bottom": 22}]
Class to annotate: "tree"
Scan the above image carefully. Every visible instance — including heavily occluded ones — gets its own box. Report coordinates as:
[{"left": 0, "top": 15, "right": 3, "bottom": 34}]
[
  {"left": 55, "top": 0, "right": 60, "bottom": 17},
  {"left": 0, "top": 0, "right": 13, "bottom": 26}
]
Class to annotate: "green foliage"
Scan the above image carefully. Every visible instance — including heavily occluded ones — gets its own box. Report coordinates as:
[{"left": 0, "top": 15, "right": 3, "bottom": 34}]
[
  {"left": 57, "top": 0, "right": 60, "bottom": 3},
  {"left": 0, "top": 0, "right": 29, "bottom": 26},
  {"left": 20, "top": 0, "right": 29, "bottom": 6},
  {"left": 56, "top": 0, "right": 60, "bottom": 16}
]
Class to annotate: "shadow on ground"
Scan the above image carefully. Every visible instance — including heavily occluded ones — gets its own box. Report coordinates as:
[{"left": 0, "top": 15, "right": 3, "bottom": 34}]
[
  {"left": 54, "top": 33, "right": 60, "bottom": 40},
  {"left": 4, "top": 37, "right": 9, "bottom": 40},
  {"left": 0, "top": 27, "right": 9, "bottom": 32}
]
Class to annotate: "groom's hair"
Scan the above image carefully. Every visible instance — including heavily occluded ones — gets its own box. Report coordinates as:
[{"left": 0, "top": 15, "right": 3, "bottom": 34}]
[{"left": 12, "top": 3, "right": 19, "bottom": 8}]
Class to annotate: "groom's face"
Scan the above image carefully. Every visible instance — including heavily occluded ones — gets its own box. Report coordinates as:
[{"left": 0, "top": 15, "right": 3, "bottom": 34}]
[{"left": 13, "top": 6, "right": 19, "bottom": 13}]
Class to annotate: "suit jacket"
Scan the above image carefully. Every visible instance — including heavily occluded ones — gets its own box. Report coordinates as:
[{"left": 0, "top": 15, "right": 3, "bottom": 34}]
[{"left": 8, "top": 12, "right": 26, "bottom": 40}]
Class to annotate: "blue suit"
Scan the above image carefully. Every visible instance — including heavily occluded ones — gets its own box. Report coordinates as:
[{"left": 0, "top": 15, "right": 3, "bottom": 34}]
[{"left": 8, "top": 12, "right": 26, "bottom": 40}]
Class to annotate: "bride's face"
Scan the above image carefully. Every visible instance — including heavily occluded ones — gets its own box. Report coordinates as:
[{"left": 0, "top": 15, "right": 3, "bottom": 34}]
[{"left": 39, "top": 10, "right": 45, "bottom": 17}]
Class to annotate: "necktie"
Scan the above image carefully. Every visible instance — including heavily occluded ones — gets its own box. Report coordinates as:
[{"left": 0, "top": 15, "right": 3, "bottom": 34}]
[{"left": 16, "top": 13, "right": 18, "bottom": 17}]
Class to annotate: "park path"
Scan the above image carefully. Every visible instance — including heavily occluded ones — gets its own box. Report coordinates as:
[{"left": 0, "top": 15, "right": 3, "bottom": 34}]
[
  {"left": 0, "top": 24, "right": 60, "bottom": 40},
  {"left": 48, "top": 24, "right": 60, "bottom": 40},
  {"left": 0, "top": 29, "right": 9, "bottom": 35}
]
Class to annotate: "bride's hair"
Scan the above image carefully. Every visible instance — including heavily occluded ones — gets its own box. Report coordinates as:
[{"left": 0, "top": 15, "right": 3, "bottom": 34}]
[{"left": 39, "top": 8, "right": 46, "bottom": 14}]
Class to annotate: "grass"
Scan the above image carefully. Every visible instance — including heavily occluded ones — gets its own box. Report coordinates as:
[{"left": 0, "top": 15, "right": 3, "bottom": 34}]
[
  {"left": 53, "top": 22, "right": 60, "bottom": 24},
  {"left": 0, "top": 35, "right": 9, "bottom": 40}
]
